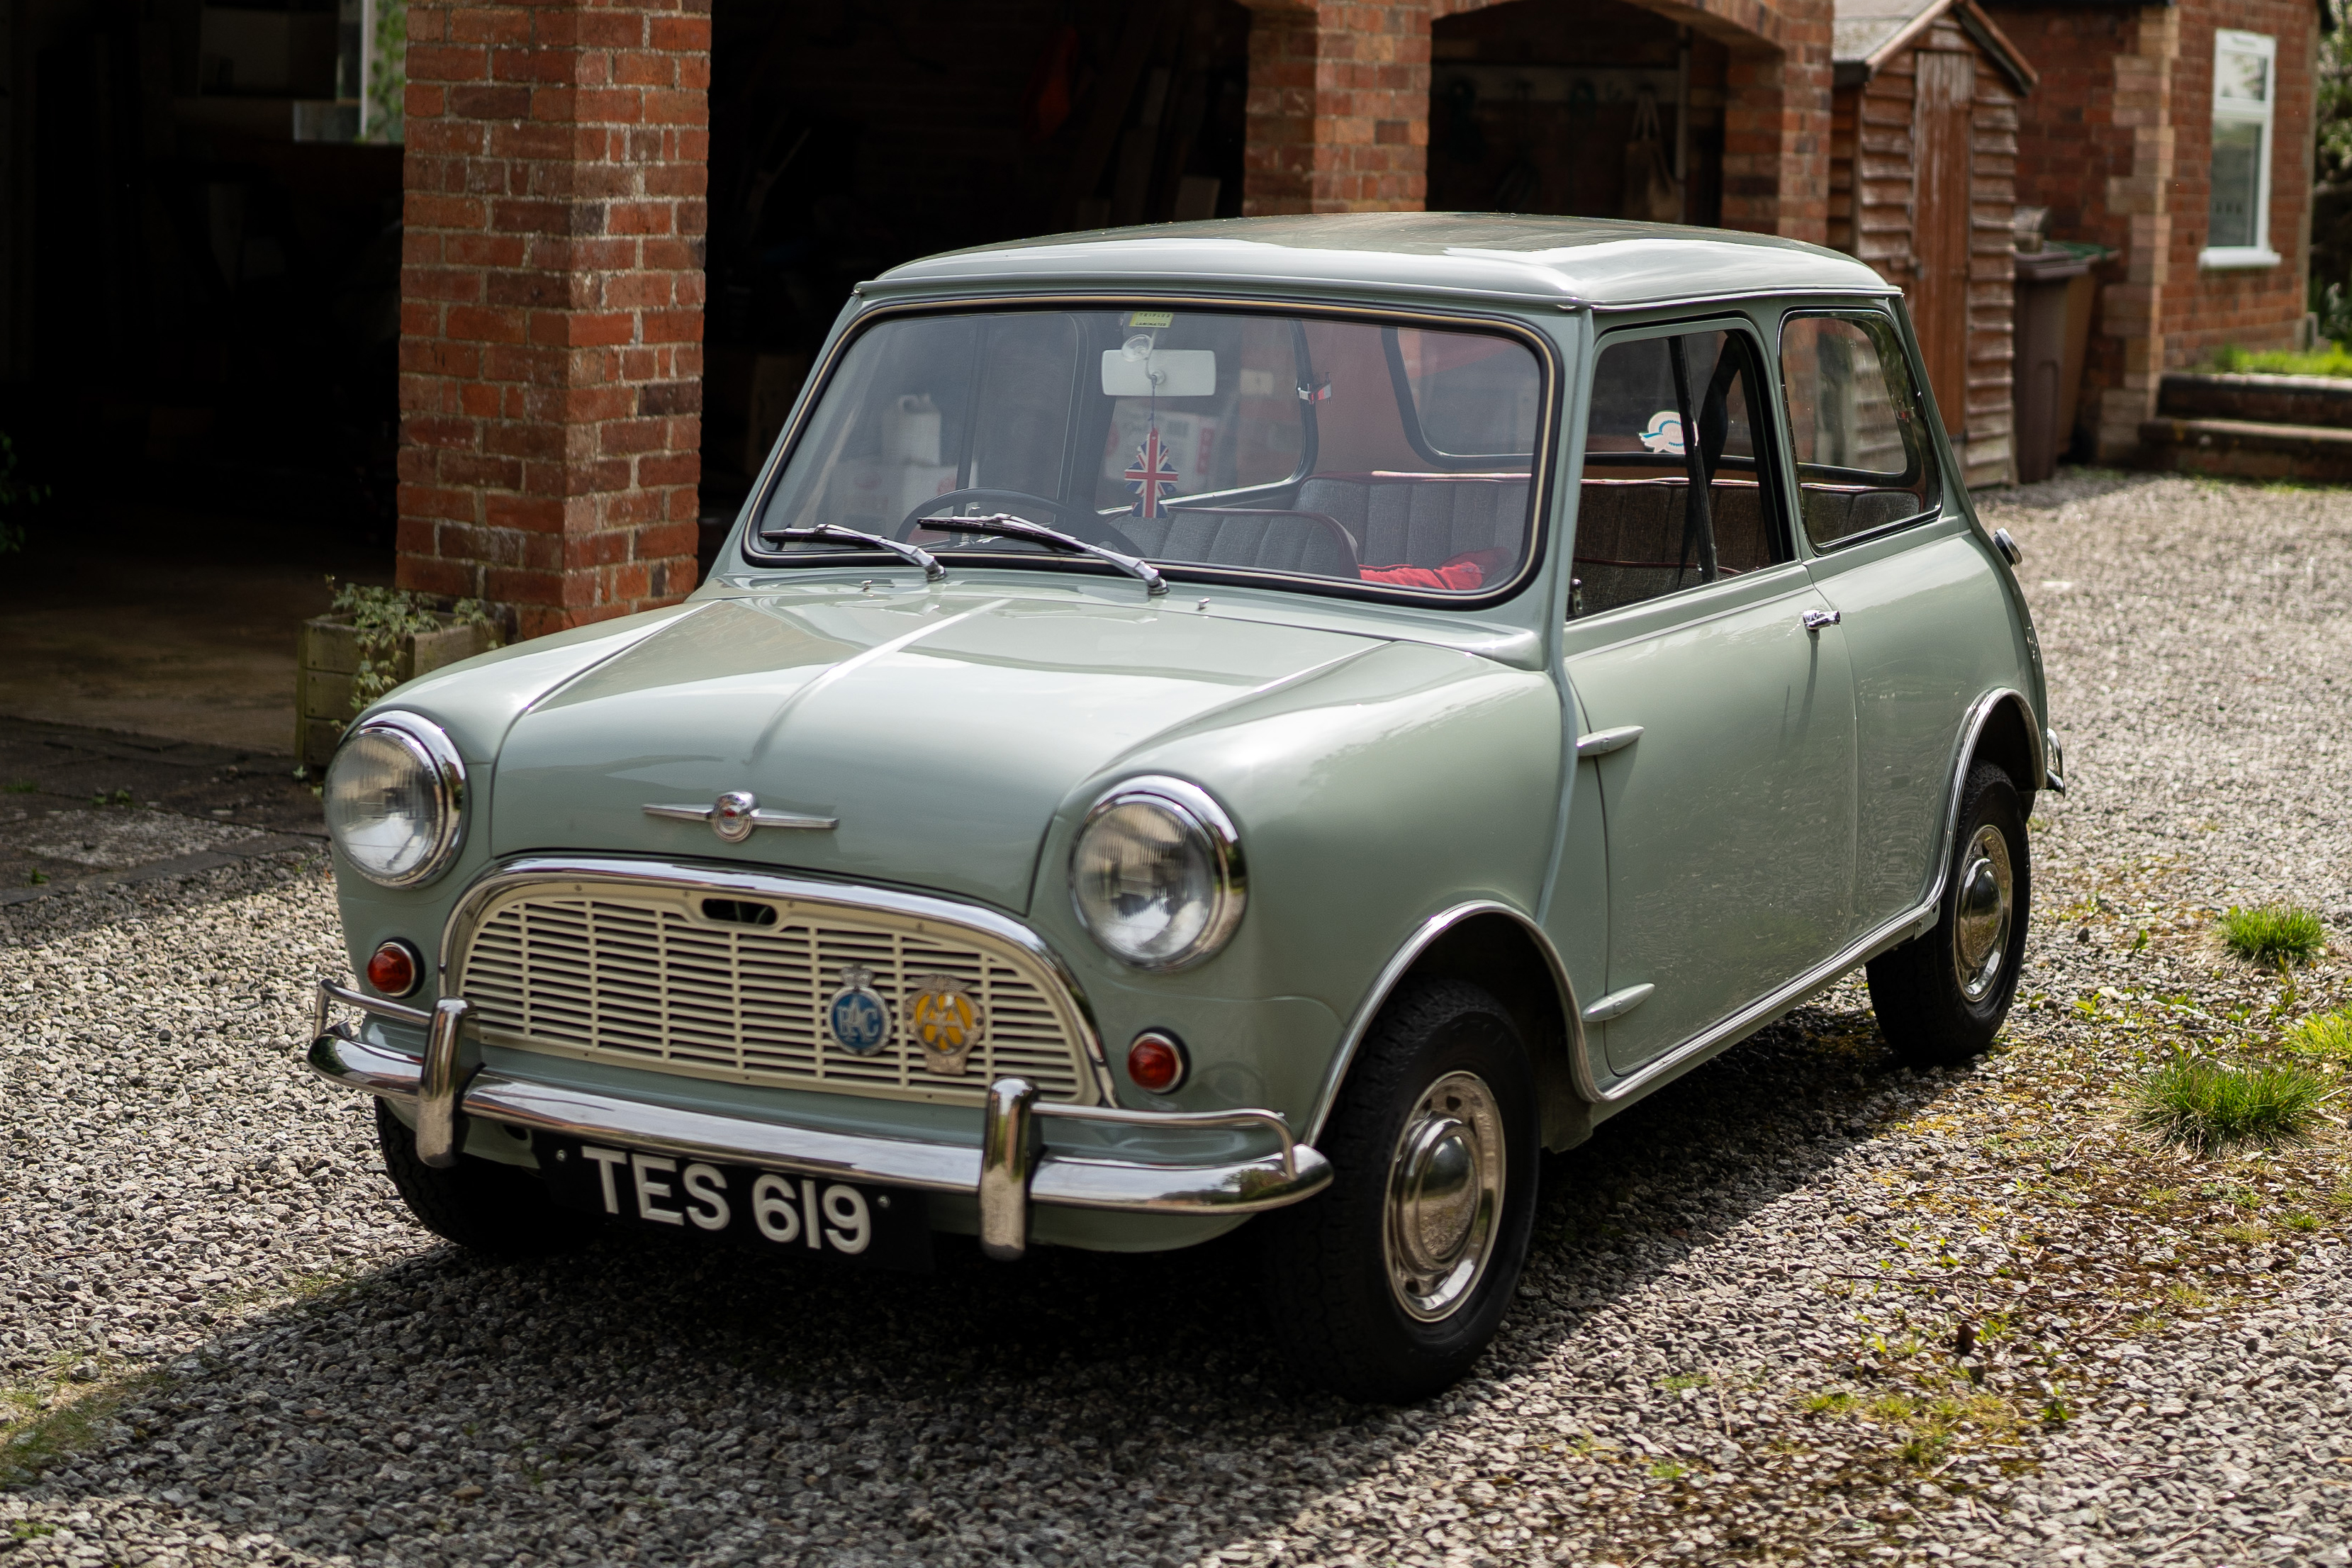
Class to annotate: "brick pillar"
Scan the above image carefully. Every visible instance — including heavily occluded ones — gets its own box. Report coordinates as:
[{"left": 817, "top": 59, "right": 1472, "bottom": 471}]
[
  {"left": 1723, "top": 38, "right": 1832, "bottom": 243},
  {"left": 1241, "top": 1, "right": 1432, "bottom": 214},
  {"left": 397, "top": 0, "right": 708, "bottom": 638},
  {"left": 2090, "top": 4, "right": 2179, "bottom": 463}
]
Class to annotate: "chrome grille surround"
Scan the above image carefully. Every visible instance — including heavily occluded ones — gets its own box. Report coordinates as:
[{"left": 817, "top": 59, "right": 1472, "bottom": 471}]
[{"left": 444, "top": 858, "right": 1111, "bottom": 1108}]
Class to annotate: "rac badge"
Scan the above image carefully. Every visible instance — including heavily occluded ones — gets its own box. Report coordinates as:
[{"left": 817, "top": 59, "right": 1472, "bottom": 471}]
[
  {"left": 907, "top": 975, "right": 985, "bottom": 1075},
  {"left": 826, "top": 965, "right": 891, "bottom": 1055}
]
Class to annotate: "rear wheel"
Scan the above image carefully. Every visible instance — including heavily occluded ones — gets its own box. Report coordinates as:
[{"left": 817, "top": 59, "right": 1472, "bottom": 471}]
[
  {"left": 374, "top": 1100, "right": 598, "bottom": 1258},
  {"left": 1258, "top": 979, "right": 1538, "bottom": 1402},
  {"left": 1866, "top": 762, "right": 2030, "bottom": 1067}
]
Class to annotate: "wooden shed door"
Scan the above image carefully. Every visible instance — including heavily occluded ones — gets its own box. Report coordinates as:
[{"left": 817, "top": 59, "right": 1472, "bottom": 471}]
[{"left": 1913, "top": 51, "right": 1975, "bottom": 437}]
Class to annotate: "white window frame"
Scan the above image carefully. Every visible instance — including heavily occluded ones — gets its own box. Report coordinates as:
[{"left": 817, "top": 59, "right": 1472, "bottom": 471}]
[{"left": 2203, "top": 29, "right": 2280, "bottom": 269}]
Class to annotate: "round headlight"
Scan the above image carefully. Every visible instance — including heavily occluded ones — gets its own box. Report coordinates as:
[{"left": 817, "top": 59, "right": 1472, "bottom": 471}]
[
  {"left": 1069, "top": 779, "right": 1244, "bottom": 971},
  {"left": 324, "top": 715, "right": 467, "bottom": 887}
]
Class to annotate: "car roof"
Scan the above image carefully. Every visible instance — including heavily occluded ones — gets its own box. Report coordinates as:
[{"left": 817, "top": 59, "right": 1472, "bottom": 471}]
[{"left": 869, "top": 213, "right": 1894, "bottom": 311}]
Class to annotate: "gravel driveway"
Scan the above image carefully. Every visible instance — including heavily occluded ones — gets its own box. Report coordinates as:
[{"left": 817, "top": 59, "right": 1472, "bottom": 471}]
[{"left": 5, "top": 471, "right": 2352, "bottom": 1567}]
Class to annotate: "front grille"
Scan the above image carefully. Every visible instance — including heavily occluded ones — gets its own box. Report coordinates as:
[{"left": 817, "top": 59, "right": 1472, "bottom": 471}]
[{"left": 452, "top": 883, "right": 1097, "bottom": 1106}]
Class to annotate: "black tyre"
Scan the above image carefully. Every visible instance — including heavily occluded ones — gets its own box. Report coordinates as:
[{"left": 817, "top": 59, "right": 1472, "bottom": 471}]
[
  {"left": 374, "top": 1100, "right": 598, "bottom": 1259},
  {"left": 1866, "top": 762, "right": 2030, "bottom": 1067},
  {"left": 1258, "top": 978, "right": 1538, "bottom": 1403}
]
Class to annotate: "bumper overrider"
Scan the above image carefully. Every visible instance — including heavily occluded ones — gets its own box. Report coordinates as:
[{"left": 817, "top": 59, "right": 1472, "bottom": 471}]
[{"left": 307, "top": 980, "right": 1333, "bottom": 1262}]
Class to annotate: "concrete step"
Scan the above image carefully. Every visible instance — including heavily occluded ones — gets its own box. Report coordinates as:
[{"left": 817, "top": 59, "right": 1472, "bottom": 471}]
[
  {"left": 2158, "top": 371, "right": 2352, "bottom": 430},
  {"left": 2140, "top": 415, "right": 2352, "bottom": 482}
]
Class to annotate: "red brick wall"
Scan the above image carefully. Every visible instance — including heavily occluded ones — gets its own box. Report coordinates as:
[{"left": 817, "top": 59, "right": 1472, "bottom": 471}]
[
  {"left": 397, "top": 0, "right": 709, "bottom": 637},
  {"left": 1990, "top": 0, "right": 2316, "bottom": 461},
  {"left": 2162, "top": 0, "right": 2316, "bottom": 366}
]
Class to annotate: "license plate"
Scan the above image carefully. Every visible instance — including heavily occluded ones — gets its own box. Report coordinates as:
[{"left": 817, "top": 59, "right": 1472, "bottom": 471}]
[{"left": 538, "top": 1138, "right": 932, "bottom": 1271}]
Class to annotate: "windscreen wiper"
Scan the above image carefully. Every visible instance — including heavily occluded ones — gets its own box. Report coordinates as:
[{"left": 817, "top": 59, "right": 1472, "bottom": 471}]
[
  {"left": 917, "top": 513, "right": 1167, "bottom": 598},
  {"left": 764, "top": 523, "right": 945, "bottom": 582}
]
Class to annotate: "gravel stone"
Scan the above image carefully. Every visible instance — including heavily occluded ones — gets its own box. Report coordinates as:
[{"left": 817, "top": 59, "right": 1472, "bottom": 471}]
[{"left": 4, "top": 471, "right": 2350, "bottom": 1565}]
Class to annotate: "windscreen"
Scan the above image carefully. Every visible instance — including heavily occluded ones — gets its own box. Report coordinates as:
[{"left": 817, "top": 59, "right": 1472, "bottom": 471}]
[{"left": 754, "top": 308, "right": 1547, "bottom": 599}]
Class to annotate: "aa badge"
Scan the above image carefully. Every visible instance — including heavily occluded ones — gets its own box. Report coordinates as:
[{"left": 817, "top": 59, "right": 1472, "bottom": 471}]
[
  {"left": 907, "top": 975, "right": 985, "bottom": 1075},
  {"left": 826, "top": 965, "right": 892, "bottom": 1055}
]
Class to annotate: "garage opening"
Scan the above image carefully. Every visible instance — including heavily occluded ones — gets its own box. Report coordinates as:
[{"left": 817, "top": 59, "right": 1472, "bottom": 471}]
[
  {"left": 1427, "top": 0, "right": 1727, "bottom": 227},
  {"left": 696, "top": 0, "right": 1253, "bottom": 556}
]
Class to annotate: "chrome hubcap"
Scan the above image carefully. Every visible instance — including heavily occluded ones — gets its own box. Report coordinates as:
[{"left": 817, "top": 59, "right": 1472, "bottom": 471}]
[
  {"left": 1384, "top": 1071, "right": 1505, "bottom": 1322},
  {"left": 1951, "top": 824, "right": 2014, "bottom": 1002}
]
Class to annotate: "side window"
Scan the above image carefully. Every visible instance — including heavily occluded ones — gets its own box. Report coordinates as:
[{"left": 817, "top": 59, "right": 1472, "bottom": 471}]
[
  {"left": 1779, "top": 314, "right": 1941, "bottom": 548},
  {"left": 1571, "top": 329, "right": 1791, "bottom": 618}
]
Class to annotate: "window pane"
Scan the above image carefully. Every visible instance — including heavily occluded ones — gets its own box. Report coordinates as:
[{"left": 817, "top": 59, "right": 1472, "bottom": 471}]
[
  {"left": 1393, "top": 327, "right": 1542, "bottom": 455},
  {"left": 756, "top": 309, "right": 1541, "bottom": 600},
  {"left": 2217, "top": 47, "right": 2269, "bottom": 103},
  {"left": 1572, "top": 330, "right": 1787, "bottom": 617},
  {"left": 1779, "top": 315, "right": 1939, "bottom": 548},
  {"left": 2209, "top": 120, "right": 2263, "bottom": 250}
]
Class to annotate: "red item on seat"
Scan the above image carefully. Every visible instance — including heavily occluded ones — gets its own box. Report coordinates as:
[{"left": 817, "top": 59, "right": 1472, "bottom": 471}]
[{"left": 1359, "top": 549, "right": 1506, "bottom": 591}]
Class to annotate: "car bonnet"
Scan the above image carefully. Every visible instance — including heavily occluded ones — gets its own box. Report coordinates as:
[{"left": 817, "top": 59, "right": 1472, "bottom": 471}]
[{"left": 487, "top": 590, "right": 1384, "bottom": 911}]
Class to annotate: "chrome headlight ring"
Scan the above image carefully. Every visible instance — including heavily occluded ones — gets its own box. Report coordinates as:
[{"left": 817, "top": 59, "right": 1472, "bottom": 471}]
[
  {"left": 1068, "top": 777, "right": 1246, "bottom": 973},
  {"left": 323, "top": 712, "right": 469, "bottom": 889}
]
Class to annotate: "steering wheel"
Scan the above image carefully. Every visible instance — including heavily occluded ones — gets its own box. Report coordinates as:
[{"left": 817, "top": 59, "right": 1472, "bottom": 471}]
[{"left": 897, "top": 488, "right": 1148, "bottom": 558}]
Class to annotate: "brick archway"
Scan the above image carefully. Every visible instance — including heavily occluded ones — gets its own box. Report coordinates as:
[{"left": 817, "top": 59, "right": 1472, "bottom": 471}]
[{"left": 1238, "top": 0, "right": 1828, "bottom": 240}]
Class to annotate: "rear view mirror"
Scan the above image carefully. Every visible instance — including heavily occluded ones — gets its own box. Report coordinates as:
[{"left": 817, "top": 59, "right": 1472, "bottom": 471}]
[{"left": 1100, "top": 348, "right": 1217, "bottom": 398}]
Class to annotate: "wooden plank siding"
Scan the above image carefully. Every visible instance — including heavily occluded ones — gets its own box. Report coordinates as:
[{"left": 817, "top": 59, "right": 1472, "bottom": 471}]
[{"left": 1829, "top": 16, "right": 2018, "bottom": 486}]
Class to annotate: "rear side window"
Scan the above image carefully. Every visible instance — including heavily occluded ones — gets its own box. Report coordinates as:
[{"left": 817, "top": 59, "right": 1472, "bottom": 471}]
[
  {"left": 1571, "top": 328, "right": 1791, "bottom": 618},
  {"left": 1779, "top": 314, "right": 1941, "bottom": 547}
]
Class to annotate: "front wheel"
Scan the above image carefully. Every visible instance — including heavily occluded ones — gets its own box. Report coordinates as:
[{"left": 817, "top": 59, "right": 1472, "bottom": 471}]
[
  {"left": 1866, "top": 761, "right": 2031, "bottom": 1066},
  {"left": 1258, "top": 979, "right": 1538, "bottom": 1402}
]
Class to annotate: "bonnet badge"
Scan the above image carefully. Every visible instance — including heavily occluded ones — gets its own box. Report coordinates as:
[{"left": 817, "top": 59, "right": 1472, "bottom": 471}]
[
  {"left": 827, "top": 965, "right": 892, "bottom": 1056},
  {"left": 907, "top": 975, "right": 986, "bottom": 1075},
  {"left": 710, "top": 790, "right": 759, "bottom": 843}
]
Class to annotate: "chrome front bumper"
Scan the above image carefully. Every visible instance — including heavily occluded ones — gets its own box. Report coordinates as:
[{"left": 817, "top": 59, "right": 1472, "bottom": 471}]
[{"left": 308, "top": 980, "right": 1331, "bottom": 1261}]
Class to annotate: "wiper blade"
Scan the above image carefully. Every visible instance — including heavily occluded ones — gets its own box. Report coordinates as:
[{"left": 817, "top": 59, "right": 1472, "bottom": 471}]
[
  {"left": 764, "top": 523, "right": 944, "bottom": 583},
  {"left": 917, "top": 513, "right": 1167, "bottom": 598}
]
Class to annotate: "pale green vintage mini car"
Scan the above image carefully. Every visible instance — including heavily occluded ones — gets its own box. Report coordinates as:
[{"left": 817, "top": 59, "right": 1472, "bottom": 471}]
[{"left": 310, "top": 214, "right": 2061, "bottom": 1402}]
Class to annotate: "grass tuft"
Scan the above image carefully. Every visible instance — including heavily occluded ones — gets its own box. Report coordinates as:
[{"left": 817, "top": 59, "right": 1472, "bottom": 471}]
[
  {"left": 2286, "top": 1009, "right": 2352, "bottom": 1060},
  {"left": 2210, "top": 341, "right": 2352, "bottom": 377},
  {"left": 2133, "top": 1056, "right": 2329, "bottom": 1153},
  {"left": 2219, "top": 905, "right": 2327, "bottom": 965}
]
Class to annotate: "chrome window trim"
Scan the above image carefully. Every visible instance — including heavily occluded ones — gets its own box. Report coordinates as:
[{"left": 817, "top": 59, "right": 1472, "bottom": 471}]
[
  {"left": 1069, "top": 775, "right": 1248, "bottom": 973},
  {"left": 330, "top": 711, "right": 469, "bottom": 889},
  {"left": 435, "top": 855, "right": 1120, "bottom": 1107}
]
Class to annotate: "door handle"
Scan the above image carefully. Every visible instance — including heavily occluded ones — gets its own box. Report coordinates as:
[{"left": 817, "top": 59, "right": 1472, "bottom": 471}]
[
  {"left": 1576, "top": 724, "right": 1642, "bottom": 759},
  {"left": 1802, "top": 608, "right": 1842, "bottom": 633}
]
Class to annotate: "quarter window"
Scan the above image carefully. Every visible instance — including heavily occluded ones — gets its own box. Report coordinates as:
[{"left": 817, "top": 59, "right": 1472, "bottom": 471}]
[
  {"left": 1779, "top": 314, "right": 1940, "bottom": 549},
  {"left": 1571, "top": 329, "right": 1791, "bottom": 617},
  {"left": 2205, "top": 30, "right": 2278, "bottom": 267}
]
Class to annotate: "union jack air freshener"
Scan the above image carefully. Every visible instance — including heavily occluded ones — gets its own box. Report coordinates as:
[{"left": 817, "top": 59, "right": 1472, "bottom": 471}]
[{"left": 1125, "top": 425, "right": 1180, "bottom": 518}]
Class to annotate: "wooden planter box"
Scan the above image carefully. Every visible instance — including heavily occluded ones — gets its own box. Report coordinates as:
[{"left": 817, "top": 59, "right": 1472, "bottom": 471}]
[{"left": 296, "top": 615, "right": 499, "bottom": 771}]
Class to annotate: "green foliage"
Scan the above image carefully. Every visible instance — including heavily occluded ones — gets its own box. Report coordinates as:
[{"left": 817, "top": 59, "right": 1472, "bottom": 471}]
[
  {"left": 2133, "top": 1056, "right": 2329, "bottom": 1153},
  {"left": 2207, "top": 342, "right": 2352, "bottom": 377},
  {"left": 369, "top": 0, "right": 407, "bottom": 142},
  {"left": 2286, "top": 1009, "right": 2352, "bottom": 1060},
  {"left": 2219, "top": 905, "right": 2327, "bottom": 965},
  {"left": 327, "top": 578, "right": 500, "bottom": 715},
  {"left": 0, "top": 432, "right": 48, "bottom": 555}
]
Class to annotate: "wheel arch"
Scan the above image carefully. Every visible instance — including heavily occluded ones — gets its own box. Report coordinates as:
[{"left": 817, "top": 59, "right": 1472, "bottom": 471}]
[
  {"left": 1304, "top": 903, "right": 1591, "bottom": 1153},
  {"left": 1966, "top": 690, "right": 2043, "bottom": 811}
]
